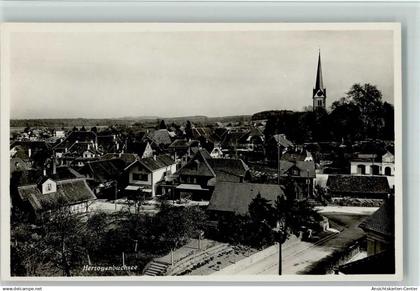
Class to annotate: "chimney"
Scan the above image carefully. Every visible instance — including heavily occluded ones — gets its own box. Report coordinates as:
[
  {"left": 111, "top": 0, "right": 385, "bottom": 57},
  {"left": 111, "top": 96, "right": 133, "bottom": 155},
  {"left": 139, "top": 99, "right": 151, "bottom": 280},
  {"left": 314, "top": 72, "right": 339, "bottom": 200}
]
[
  {"left": 153, "top": 155, "right": 157, "bottom": 161},
  {"left": 43, "top": 168, "right": 47, "bottom": 176},
  {"left": 28, "top": 148, "right": 32, "bottom": 158}
]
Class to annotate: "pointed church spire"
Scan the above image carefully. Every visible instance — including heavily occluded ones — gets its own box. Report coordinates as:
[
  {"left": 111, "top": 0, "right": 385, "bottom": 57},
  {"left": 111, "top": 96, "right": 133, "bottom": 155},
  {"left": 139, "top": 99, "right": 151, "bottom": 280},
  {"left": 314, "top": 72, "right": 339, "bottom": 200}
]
[
  {"left": 312, "top": 50, "right": 326, "bottom": 111},
  {"left": 315, "top": 50, "right": 324, "bottom": 91}
]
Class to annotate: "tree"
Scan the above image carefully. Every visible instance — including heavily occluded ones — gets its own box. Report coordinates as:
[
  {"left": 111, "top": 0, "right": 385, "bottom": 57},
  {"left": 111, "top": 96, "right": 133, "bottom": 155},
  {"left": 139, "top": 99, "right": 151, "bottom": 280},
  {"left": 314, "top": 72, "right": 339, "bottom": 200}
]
[
  {"left": 41, "top": 206, "right": 88, "bottom": 276},
  {"left": 91, "top": 126, "right": 98, "bottom": 133},
  {"left": 274, "top": 181, "right": 322, "bottom": 275},
  {"left": 159, "top": 120, "right": 167, "bottom": 130},
  {"left": 154, "top": 206, "right": 207, "bottom": 251},
  {"left": 248, "top": 193, "right": 275, "bottom": 226},
  {"left": 185, "top": 120, "right": 193, "bottom": 140},
  {"left": 345, "top": 83, "right": 384, "bottom": 139}
]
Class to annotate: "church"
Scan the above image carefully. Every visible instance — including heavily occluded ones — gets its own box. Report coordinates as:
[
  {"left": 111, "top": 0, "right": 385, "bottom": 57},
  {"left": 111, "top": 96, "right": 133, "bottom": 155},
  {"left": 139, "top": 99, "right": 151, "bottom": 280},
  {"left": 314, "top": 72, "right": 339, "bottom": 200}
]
[{"left": 313, "top": 51, "right": 327, "bottom": 111}]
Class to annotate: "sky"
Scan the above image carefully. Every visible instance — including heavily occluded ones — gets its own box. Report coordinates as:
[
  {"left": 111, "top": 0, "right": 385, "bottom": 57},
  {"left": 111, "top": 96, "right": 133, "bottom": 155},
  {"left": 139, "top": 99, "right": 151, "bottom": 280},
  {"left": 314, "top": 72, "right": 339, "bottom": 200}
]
[{"left": 9, "top": 27, "right": 395, "bottom": 119}]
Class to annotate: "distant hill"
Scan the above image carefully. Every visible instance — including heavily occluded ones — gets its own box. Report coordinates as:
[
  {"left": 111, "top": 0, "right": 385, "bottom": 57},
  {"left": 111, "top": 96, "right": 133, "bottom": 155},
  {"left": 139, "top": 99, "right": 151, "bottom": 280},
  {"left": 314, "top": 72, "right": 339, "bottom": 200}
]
[
  {"left": 252, "top": 110, "right": 296, "bottom": 120},
  {"left": 10, "top": 114, "right": 253, "bottom": 129}
]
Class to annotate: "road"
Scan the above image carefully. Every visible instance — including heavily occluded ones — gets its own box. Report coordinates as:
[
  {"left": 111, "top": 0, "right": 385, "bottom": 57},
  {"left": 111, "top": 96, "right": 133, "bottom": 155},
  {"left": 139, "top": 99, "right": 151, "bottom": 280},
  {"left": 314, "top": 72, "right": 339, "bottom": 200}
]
[{"left": 225, "top": 207, "right": 373, "bottom": 275}]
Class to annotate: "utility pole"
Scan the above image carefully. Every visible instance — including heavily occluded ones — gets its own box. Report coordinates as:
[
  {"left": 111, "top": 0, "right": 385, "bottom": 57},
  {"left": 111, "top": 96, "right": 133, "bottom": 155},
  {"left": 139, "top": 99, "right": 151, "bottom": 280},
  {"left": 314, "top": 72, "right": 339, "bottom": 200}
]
[
  {"left": 114, "top": 180, "right": 118, "bottom": 210},
  {"left": 277, "top": 141, "right": 282, "bottom": 276}
]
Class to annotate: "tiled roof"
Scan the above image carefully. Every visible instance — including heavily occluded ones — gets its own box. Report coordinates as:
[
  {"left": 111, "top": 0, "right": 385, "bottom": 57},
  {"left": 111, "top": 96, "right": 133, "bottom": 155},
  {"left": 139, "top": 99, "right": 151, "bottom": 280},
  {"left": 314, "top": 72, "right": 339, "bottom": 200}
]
[
  {"left": 139, "top": 155, "right": 175, "bottom": 171},
  {"left": 177, "top": 149, "right": 216, "bottom": 177},
  {"left": 148, "top": 129, "right": 172, "bottom": 146},
  {"left": 101, "top": 153, "right": 139, "bottom": 166},
  {"left": 12, "top": 166, "right": 84, "bottom": 187},
  {"left": 208, "top": 158, "right": 249, "bottom": 178},
  {"left": 360, "top": 197, "right": 394, "bottom": 237},
  {"left": 339, "top": 250, "right": 395, "bottom": 274},
  {"left": 82, "top": 159, "right": 126, "bottom": 183},
  {"left": 54, "top": 131, "right": 97, "bottom": 150},
  {"left": 327, "top": 175, "right": 390, "bottom": 194},
  {"left": 208, "top": 181, "right": 285, "bottom": 215},
  {"left": 18, "top": 178, "right": 96, "bottom": 212},
  {"left": 125, "top": 155, "right": 175, "bottom": 172},
  {"left": 168, "top": 139, "right": 199, "bottom": 149}
]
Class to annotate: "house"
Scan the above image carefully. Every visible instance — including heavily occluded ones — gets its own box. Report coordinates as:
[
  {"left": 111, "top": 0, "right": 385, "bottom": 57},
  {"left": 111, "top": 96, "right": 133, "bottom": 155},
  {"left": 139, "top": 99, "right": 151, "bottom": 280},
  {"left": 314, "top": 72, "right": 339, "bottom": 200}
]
[
  {"left": 338, "top": 197, "right": 395, "bottom": 274},
  {"left": 53, "top": 130, "right": 98, "bottom": 159},
  {"left": 359, "top": 196, "right": 394, "bottom": 256},
  {"left": 145, "top": 129, "right": 173, "bottom": 148},
  {"left": 61, "top": 140, "right": 101, "bottom": 167},
  {"left": 207, "top": 181, "right": 285, "bottom": 218},
  {"left": 168, "top": 139, "right": 200, "bottom": 165},
  {"left": 10, "top": 141, "right": 52, "bottom": 167},
  {"left": 210, "top": 145, "right": 224, "bottom": 159},
  {"left": 219, "top": 128, "right": 265, "bottom": 160},
  {"left": 11, "top": 165, "right": 95, "bottom": 219},
  {"left": 265, "top": 134, "right": 295, "bottom": 164},
  {"left": 79, "top": 159, "right": 126, "bottom": 198},
  {"left": 173, "top": 149, "right": 250, "bottom": 201},
  {"left": 279, "top": 160, "right": 316, "bottom": 199},
  {"left": 350, "top": 151, "right": 395, "bottom": 189},
  {"left": 97, "top": 134, "right": 122, "bottom": 153},
  {"left": 124, "top": 155, "right": 177, "bottom": 198},
  {"left": 326, "top": 175, "right": 390, "bottom": 199},
  {"left": 17, "top": 177, "right": 96, "bottom": 220}
]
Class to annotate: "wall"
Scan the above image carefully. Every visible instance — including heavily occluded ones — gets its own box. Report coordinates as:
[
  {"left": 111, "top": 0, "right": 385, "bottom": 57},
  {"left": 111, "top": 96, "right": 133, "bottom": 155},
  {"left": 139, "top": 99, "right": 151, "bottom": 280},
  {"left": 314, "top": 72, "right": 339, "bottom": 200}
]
[{"left": 213, "top": 244, "right": 279, "bottom": 275}]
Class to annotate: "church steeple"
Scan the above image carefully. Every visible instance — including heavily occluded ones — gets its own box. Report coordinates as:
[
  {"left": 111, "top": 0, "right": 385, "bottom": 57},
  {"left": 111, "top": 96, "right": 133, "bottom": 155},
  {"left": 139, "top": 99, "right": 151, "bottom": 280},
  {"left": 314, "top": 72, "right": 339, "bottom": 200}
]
[{"left": 313, "top": 50, "right": 326, "bottom": 111}]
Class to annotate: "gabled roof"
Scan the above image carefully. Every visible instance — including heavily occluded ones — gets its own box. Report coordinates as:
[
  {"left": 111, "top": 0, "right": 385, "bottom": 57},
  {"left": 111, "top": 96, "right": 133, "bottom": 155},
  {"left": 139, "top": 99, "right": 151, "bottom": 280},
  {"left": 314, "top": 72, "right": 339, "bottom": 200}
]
[
  {"left": 18, "top": 178, "right": 96, "bottom": 212},
  {"left": 177, "top": 149, "right": 216, "bottom": 177},
  {"left": 54, "top": 131, "right": 97, "bottom": 150},
  {"left": 101, "top": 153, "right": 139, "bottom": 166},
  {"left": 280, "top": 160, "right": 316, "bottom": 178},
  {"left": 139, "top": 155, "right": 175, "bottom": 172},
  {"left": 97, "top": 135, "right": 120, "bottom": 153},
  {"left": 12, "top": 166, "right": 84, "bottom": 187},
  {"left": 281, "top": 152, "right": 308, "bottom": 162},
  {"left": 327, "top": 175, "right": 390, "bottom": 194},
  {"left": 67, "top": 141, "right": 98, "bottom": 155},
  {"left": 208, "top": 181, "right": 285, "bottom": 215},
  {"left": 125, "top": 155, "right": 175, "bottom": 172},
  {"left": 359, "top": 197, "right": 394, "bottom": 237},
  {"left": 147, "top": 129, "right": 172, "bottom": 146},
  {"left": 126, "top": 141, "right": 151, "bottom": 156},
  {"left": 168, "top": 139, "right": 199, "bottom": 150},
  {"left": 10, "top": 140, "right": 51, "bottom": 151},
  {"left": 81, "top": 159, "right": 126, "bottom": 183},
  {"left": 208, "top": 158, "right": 249, "bottom": 178}
]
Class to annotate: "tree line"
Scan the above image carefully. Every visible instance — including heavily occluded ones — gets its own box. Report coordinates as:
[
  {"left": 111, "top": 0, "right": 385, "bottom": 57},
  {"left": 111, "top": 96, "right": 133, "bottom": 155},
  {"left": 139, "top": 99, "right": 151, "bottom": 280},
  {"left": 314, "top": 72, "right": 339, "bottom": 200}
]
[{"left": 261, "top": 83, "right": 394, "bottom": 144}]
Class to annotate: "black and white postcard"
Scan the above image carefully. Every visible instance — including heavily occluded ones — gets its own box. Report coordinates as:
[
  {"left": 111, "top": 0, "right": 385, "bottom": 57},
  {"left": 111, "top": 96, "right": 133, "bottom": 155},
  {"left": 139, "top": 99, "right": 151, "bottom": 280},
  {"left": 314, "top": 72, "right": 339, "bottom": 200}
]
[{"left": 0, "top": 23, "right": 402, "bottom": 281}]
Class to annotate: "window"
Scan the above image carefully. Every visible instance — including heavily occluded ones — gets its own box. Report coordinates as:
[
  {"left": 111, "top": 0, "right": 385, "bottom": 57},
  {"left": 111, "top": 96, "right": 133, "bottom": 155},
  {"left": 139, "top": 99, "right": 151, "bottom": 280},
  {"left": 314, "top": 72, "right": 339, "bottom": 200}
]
[
  {"left": 318, "top": 100, "right": 323, "bottom": 106},
  {"left": 133, "top": 173, "right": 148, "bottom": 181},
  {"left": 384, "top": 167, "right": 392, "bottom": 176},
  {"left": 371, "top": 165, "right": 380, "bottom": 175},
  {"left": 47, "top": 183, "right": 52, "bottom": 191},
  {"left": 357, "top": 165, "right": 366, "bottom": 175}
]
